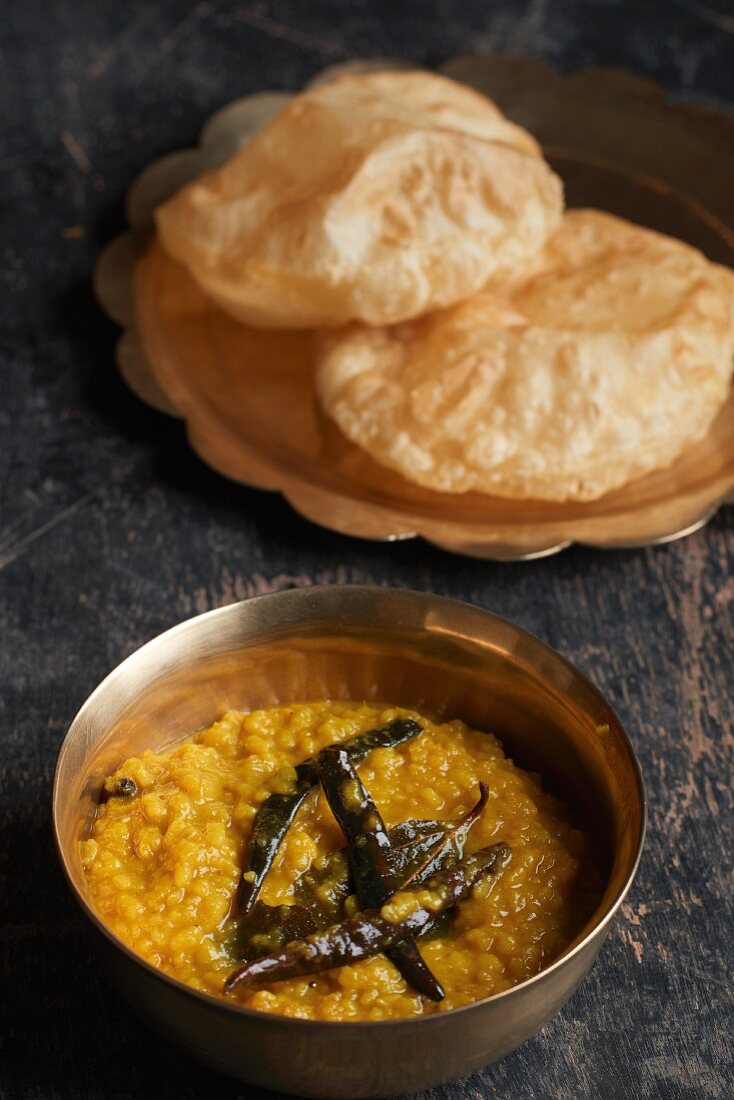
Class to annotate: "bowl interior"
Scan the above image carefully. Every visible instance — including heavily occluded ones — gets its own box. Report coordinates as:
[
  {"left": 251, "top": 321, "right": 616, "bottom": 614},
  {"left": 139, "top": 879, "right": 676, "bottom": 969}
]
[{"left": 55, "top": 588, "right": 644, "bottom": 962}]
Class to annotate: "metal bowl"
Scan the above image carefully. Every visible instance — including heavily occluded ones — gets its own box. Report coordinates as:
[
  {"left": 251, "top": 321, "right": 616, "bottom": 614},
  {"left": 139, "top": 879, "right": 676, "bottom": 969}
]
[{"left": 53, "top": 586, "right": 645, "bottom": 1098}]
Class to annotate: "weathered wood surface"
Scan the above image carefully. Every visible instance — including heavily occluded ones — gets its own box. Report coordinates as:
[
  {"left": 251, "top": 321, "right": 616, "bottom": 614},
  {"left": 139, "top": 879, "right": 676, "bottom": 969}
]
[{"left": 1, "top": 2, "right": 732, "bottom": 1097}]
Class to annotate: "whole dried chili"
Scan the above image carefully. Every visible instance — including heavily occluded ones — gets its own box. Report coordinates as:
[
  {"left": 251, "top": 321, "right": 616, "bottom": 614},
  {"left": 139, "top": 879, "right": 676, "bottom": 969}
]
[
  {"left": 235, "top": 717, "right": 423, "bottom": 915},
  {"left": 234, "top": 789, "right": 490, "bottom": 960},
  {"left": 318, "top": 745, "right": 444, "bottom": 1000},
  {"left": 224, "top": 843, "right": 511, "bottom": 994},
  {"left": 393, "top": 784, "right": 489, "bottom": 885},
  {"left": 293, "top": 785, "right": 489, "bottom": 920}
]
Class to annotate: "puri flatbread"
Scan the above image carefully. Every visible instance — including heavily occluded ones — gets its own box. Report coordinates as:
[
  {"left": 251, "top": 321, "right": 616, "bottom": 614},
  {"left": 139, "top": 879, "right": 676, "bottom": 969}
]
[
  {"left": 316, "top": 210, "right": 734, "bottom": 501},
  {"left": 155, "top": 71, "right": 562, "bottom": 329}
]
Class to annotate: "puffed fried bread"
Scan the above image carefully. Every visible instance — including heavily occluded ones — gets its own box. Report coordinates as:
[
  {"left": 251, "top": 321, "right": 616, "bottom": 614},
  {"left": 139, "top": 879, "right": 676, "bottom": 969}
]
[
  {"left": 316, "top": 210, "right": 734, "bottom": 501},
  {"left": 156, "top": 71, "right": 562, "bottom": 329}
]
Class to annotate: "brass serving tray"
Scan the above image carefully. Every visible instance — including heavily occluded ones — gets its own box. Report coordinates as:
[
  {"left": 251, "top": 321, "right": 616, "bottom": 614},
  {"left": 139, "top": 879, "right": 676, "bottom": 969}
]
[{"left": 95, "top": 56, "right": 734, "bottom": 560}]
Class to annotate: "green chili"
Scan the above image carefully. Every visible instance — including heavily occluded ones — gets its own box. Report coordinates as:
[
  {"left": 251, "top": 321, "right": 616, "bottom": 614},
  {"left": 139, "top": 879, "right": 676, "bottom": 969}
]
[{"left": 226, "top": 902, "right": 320, "bottom": 963}]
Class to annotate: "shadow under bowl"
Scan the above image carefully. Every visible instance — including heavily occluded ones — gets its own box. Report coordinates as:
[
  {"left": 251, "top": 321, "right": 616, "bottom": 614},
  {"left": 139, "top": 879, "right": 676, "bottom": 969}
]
[{"left": 53, "top": 585, "right": 645, "bottom": 1098}]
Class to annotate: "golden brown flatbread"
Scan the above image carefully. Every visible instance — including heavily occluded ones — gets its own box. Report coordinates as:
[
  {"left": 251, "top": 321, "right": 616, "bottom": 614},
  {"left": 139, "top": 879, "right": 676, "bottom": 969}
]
[
  {"left": 316, "top": 210, "right": 734, "bottom": 501},
  {"left": 155, "top": 71, "right": 562, "bottom": 329}
]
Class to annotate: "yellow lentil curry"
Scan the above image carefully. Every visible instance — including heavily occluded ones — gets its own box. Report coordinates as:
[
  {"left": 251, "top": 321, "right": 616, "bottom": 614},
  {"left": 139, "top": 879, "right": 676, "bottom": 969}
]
[{"left": 81, "top": 703, "right": 603, "bottom": 1020}]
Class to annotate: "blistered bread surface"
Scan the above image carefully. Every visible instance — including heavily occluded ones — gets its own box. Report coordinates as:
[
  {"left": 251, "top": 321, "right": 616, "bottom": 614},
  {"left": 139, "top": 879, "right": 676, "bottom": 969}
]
[
  {"left": 155, "top": 71, "right": 563, "bottom": 329},
  {"left": 316, "top": 210, "right": 734, "bottom": 501}
]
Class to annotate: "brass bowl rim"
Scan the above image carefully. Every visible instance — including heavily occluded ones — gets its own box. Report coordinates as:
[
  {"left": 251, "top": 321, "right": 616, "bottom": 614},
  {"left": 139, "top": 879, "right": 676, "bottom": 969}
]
[{"left": 53, "top": 584, "right": 647, "bottom": 1029}]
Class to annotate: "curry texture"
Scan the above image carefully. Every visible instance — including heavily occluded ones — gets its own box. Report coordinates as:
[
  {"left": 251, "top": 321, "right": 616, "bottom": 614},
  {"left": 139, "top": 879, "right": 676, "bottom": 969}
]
[{"left": 81, "top": 703, "right": 602, "bottom": 1020}]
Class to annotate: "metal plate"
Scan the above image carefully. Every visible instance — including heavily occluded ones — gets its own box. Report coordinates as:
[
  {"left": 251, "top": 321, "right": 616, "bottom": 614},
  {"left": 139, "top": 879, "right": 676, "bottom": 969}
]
[{"left": 95, "top": 56, "right": 734, "bottom": 560}]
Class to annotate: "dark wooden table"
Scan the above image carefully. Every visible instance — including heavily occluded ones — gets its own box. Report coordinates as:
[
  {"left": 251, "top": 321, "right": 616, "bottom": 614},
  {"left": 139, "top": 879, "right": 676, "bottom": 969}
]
[{"left": 2, "top": 2, "right": 732, "bottom": 1097}]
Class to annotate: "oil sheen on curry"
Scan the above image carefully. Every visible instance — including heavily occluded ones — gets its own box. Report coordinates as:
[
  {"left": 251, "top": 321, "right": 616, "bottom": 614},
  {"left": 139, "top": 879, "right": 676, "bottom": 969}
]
[{"left": 81, "top": 703, "right": 603, "bottom": 1021}]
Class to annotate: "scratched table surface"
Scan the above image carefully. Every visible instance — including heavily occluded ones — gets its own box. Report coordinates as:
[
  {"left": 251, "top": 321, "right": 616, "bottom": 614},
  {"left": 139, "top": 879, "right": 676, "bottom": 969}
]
[{"left": 2, "top": 2, "right": 733, "bottom": 1098}]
